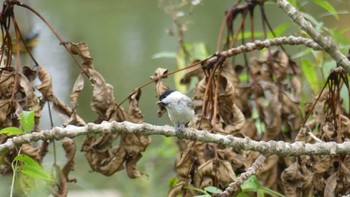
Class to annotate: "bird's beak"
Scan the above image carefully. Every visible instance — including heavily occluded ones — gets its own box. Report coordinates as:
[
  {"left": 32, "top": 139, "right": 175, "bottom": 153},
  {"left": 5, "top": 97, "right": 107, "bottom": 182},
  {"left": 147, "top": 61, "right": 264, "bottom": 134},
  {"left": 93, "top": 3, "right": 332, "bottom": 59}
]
[{"left": 157, "top": 101, "right": 165, "bottom": 107}]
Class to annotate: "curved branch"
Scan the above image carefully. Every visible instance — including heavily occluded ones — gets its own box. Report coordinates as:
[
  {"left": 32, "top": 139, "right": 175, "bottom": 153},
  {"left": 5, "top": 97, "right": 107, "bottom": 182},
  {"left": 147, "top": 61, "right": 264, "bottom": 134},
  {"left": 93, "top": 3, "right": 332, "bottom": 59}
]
[
  {"left": 206, "top": 35, "right": 321, "bottom": 65},
  {"left": 1, "top": 121, "right": 350, "bottom": 157}
]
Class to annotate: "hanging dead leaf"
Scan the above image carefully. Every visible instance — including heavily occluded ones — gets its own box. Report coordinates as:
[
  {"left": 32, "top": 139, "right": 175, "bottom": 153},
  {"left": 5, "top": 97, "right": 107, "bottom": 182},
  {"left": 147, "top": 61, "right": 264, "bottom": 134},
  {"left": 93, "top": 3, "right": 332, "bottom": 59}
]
[
  {"left": 0, "top": 99, "right": 11, "bottom": 123},
  {"left": 121, "top": 133, "right": 151, "bottom": 178},
  {"left": 0, "top": 70, "right": 15, "bottom": 98},
  {"left": 62, "top": 137, "right": 77, "bottom": 183},
  {"left": 128, "top": 88, "right": 143, "bottom": 123},
  {"left": 52, "top": 165, "right": 68, "bottom": 197},
  {"left": 36, "top": 66, "right": 54, "bottom": 100},
  {"left": 65, "top": 42, "right": 93, "bottom": 71},
  {"left": 70, "top": 73, "right": 84, "bottom": 108},
  {"left": 324, "top": 171, "right": 338, "bottom": 197},
  {"left": 89, "top": 69, "right": 115, "bottom": 119},
  {"left": 168, "top": 180, "right": 196, "bottom": 197},
  {"left": 150, "top": 68, "right": 169, "bottom": 98},
  {"left": 175, "top": 149, "right": 194, "bottom": 178},
  {"left": 151, "top": 68, "right": 169, "bottom": 117}
]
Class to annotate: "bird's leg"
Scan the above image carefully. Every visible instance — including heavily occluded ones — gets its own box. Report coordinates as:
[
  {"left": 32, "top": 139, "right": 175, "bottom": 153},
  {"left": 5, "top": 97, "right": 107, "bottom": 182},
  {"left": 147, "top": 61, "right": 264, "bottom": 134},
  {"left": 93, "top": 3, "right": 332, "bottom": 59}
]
[
  {"left": 174, "top": 124, "right": 186, "bottom": 132},
  {"left": 174, "top": 124, "right": 180, "bottom": 132}
]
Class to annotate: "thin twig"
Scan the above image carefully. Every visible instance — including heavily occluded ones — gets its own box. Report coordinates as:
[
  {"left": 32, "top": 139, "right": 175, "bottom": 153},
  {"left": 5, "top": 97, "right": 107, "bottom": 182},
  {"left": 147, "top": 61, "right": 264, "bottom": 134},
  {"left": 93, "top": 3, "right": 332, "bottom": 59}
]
[{"left": 217, "top": 155, "right": 267, "bottom": 197}]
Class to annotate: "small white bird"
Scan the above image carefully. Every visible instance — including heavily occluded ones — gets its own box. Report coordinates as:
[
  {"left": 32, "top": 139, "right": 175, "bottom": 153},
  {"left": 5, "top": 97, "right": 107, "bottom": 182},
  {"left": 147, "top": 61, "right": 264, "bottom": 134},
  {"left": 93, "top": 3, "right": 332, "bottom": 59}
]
[{"left": 157, "top": 90, "right": 194, "bottom": 132}]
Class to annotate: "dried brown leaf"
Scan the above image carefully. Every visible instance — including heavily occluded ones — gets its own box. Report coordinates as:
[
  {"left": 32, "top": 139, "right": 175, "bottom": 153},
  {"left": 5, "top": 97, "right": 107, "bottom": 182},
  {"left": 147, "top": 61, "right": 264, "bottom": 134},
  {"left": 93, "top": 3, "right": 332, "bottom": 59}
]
[
  {"left": 168, "top": 181, "right": 196, "bottom": 197},
  {"left": 20, "top": 144, "right": 40, "bottom": 158},
  {"left": 175, "top": 149, "right": 194, "bottom": 178},
  {"left": 70, "top": 73, "right": 84, "bottom": 107},
  {"left": 97, "top": 147, "right": 126, "bottom": 176},
  {"left": 0, "top": 99, "right": 11, "bottom": 123},
  {"left": 217, "top": 160, "right": 236, "bottom": 184},
  {"left": 90, "top": 133, "right": 118, "bottom": 152},
  {"left": 267, "top": 49, "right": 289, "bottom": 81},
  {"left": 313, "top": 156, "right": 332, "bottom": 174},
  {"left": 53, "top": 165, "right": 68, "bottom": 197},
  {"left": 150, "top": 68, "right": 169, "bottom": 98},
  {"left": 89, "top": 69, "right": 115, "bottom": 119},
  {"left": 281, "top": 162, "right": 303, "bottom": 197},
  {"left": 151, "top": 68, "right": 169, "bottom": 117},
  {"left": 324, "top": 172, "right": 338, "bottom": 197},
  {"left": 22, "top": 66, "right": 37, "bottom": 82},
  {"left": 121, "top": 133, "right": 150, "bottom": 178},
  {"left": 62, "top": 137, "right": 77, "bottom": 182},
  {"left": 121, "top": 133, "right": 151, "bottom": 153},
  {"left": 194, "top": 159, "right": 235, "bottom": 188},
  {"left": 0, "top": 70, "right": 15, "bottom": 97},
  {"left": 128, "top": 88, "right": 143, "bottom": 123},
  {"left": 36, "top": 66, "right": 54, "bottom": 100},
  {"left": 65, "top": 42, "right": 93, "bottom": 70},
  {"left": 193, "top": 159, "right": 213, "bottom": 187},
  {"left": 125, "top": 153, "right": 142, "bottom": 178}
]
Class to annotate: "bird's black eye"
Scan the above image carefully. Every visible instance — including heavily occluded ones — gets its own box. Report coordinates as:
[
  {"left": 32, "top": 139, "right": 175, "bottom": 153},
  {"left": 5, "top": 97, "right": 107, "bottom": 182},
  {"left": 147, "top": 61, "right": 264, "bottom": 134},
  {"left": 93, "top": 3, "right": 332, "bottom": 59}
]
[{"left": 157, "top": 101, "right": 167, "bottom": 107}]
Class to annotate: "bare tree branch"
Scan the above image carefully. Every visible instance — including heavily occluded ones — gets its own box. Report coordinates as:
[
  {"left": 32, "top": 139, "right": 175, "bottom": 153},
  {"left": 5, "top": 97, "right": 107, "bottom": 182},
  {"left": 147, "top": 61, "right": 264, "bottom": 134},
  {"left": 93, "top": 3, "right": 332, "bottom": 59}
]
[
  {"left": 2, "top": 121, "right": 350, "bottom": 156},
  {"left": 206, "top": 36, "right": 321, "bottom": 64},
  {"left": 272, "top": 0, "right": 350, "bottom": 73}
]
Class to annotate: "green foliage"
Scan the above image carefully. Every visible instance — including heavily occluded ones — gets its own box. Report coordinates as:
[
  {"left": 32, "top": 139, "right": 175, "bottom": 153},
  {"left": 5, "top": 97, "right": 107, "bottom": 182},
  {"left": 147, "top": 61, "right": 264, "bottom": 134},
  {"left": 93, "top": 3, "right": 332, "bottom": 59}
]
[
  {"left": 0, "top": 127, "right": 23, "bottom": 136},
  {"left": 189, "top": 185, "right": 222, "bottom": 197},
  {"left": 0, "top": 110, "right": 34, "bottom": 136},
  {"left": 13, "top": 154, "right": 52, "bottom": 182},
  {"left": 168, "top": 177, "right": 180, "bottom": 189},
  {"left": 237, "top": 176, "right": 285, "bottom": 197},
  {"left": 4, "top": 110, "right": 52, "bottom": 196},
  {"left": 20, "top": 110, "right": 35, "bottom": 133},
  {"left": 300, "top": 59, "right": 320, "bottom": 93},
  {"left": 311, "top": 0, "right": 338, "bottom": 19}
]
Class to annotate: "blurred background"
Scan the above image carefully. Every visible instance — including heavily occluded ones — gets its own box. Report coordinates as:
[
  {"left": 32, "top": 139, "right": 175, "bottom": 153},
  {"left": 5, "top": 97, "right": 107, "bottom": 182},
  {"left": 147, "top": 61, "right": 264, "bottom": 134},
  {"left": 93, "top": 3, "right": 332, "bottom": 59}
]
[{"left": 1, "top": 0, "right": 349, "bottom": 196}]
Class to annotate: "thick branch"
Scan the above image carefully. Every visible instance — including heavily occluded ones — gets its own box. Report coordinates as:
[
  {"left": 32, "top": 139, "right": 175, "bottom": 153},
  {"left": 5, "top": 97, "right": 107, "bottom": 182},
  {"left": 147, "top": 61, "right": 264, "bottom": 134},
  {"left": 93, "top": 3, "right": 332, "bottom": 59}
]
[
  {"left": 272, "top": 0, "right": 350, "bottom": 73},
  {"left": 1, "top": 121, "right": 350, "bottom": 156}
]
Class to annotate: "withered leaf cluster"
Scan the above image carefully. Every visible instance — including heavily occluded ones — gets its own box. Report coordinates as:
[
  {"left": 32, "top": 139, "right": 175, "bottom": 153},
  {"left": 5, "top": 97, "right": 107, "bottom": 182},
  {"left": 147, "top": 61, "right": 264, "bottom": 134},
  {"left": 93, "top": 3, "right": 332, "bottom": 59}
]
[
  {"left": 164, "top": 49, "right": 310, "bottom": 196},
  {"left": 163, "top": 47, "right": 350, "bottom": 196},
  {"left": 0, "top": 42, "right": 150, "bottom": 196},
  {"left": 66, "top": 42, "right": 151, "bottom": 179},
  {"left": 282, "top": 68, "right": 350, "bottom": 196}
]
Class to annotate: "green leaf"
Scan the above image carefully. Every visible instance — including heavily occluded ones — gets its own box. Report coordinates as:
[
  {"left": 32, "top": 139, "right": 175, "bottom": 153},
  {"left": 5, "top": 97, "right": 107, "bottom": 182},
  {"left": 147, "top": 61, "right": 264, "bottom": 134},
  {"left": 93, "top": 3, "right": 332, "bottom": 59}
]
[
  {"left": 185, "top": 186, "right": 207, "bottom": 194},
  {"left": 292, "top": 48, "right": 312, "bottom": 59},
  {"left": 20, "top": 110, "right": 35, "bottom": 133},
  {"left": 268, "top": 23, "right": 289, "bottom": 38},
  {"left": 259, "top": 186, "right": 285, "bottom": 197},
  {"left": 192, "top": 42, "right": 209, "bottom": 60},
  {"left": 168, "top": 177, "right": 180, "bottom": 189},
  {"left": 312, "top": 0, "right": 338, "bottom": 20},
  {"left": 0, "top": 127, "right": 23, "bottom": 136},
  {"left": 14, "top": 154, "right": 52, "bottom": 181},
  {"left": 204, "top": 186, "right": 222, "bottom": 194},
  {"left": 300, "top": 59, "right": 320, "bottom": 93},
  {"left": 240, "top": 175, "right": 260, "bottom": 192}
]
